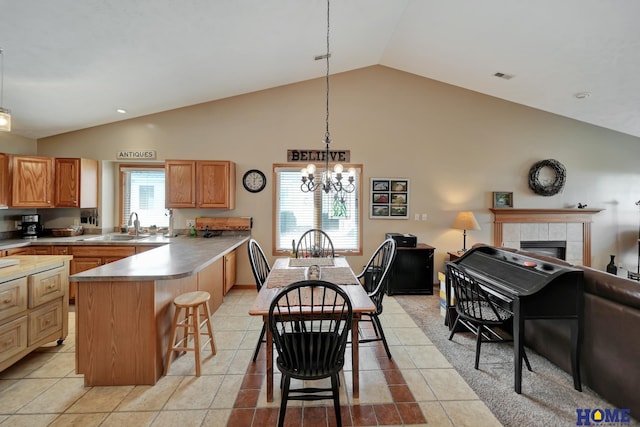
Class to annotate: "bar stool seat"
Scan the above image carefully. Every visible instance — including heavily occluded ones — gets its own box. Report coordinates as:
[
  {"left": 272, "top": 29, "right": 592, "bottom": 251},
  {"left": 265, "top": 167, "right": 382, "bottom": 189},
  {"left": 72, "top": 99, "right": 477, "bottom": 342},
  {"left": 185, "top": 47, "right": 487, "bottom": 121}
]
[{"left": 164, "top": 290, "right": 216, "bottom": 377}]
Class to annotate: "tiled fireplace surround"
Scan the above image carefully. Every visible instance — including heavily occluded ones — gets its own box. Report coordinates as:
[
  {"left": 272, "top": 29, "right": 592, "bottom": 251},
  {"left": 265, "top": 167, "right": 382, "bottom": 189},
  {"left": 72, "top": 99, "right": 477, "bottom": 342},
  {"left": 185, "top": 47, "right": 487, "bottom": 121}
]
[{"left": 490, "top": 208, "right": 603, "bottom": 267}]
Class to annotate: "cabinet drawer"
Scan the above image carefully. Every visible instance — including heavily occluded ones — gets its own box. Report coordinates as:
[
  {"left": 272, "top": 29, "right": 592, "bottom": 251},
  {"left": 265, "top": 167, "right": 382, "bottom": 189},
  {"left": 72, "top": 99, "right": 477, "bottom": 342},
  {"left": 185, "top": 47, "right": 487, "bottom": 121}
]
[
  {"left": 0, "top": 316, "right": 28, "bottom": 361},
  {"left": 28, "top": 300, "right": 63, "bottom": 346},
  {"left": 29, "top": 266, "right": 67, "bottom": 307},
  {"left": 0, "top": 277, "right": 28, "bottom": 322},
  {"left": 69, "top": 246, "right": 136, "bottom": 258}
]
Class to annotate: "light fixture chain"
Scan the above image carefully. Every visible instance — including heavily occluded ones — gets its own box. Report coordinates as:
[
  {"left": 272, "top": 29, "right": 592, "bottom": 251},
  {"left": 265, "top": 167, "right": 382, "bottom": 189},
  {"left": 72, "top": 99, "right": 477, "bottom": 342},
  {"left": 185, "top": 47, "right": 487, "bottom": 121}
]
[
  {"left": 325, "top": 0, "right": 330, "bottom": 144},
  {"left": 0, "top": 48, "right": 4, "bottom": 107}
]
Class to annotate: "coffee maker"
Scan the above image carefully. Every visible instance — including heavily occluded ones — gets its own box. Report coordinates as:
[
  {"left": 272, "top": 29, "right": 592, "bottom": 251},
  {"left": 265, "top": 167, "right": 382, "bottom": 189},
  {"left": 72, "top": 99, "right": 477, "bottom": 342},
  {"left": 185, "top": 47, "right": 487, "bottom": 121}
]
[{"left": 21, "top": 214, "right": 43, "bottom": 239}]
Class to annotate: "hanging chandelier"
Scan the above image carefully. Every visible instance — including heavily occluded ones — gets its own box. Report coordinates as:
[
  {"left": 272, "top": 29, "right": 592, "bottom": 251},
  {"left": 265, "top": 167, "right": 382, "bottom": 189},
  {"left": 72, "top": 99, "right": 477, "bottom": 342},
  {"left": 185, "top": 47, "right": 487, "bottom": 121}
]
[
  {"left": 300, "top": 0, "right": 355, "bottom": 194},
  {"left": 0, "top": 48, "right": 11, "bottom": 132}
]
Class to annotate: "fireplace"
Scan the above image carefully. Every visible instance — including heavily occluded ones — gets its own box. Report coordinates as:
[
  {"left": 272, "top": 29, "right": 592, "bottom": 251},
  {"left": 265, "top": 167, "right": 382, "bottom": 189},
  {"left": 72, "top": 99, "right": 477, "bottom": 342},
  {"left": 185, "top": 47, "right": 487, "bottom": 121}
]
[
  {"left": 490, "top": 208, "right": 603, "bottom": 267},
  {"left": 520, "top": 240, "right": 567, "bottom": 260}
]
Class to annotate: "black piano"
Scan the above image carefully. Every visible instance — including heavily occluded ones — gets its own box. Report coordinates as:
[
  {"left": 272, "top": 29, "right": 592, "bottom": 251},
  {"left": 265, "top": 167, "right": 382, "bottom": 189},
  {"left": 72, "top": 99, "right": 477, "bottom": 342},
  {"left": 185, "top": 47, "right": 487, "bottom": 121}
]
[{"left": 445, "top": 245, "right": 584, "bottom": 394}]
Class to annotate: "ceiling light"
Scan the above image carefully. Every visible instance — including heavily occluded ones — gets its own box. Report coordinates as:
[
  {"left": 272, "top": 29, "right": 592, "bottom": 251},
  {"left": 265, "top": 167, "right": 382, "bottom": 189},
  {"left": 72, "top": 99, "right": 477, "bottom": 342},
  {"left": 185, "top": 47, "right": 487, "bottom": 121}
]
[
  {"left": 300, "top": 0, "right": 355, "bottom": 195},
  {"left": 0, "top": 48, "right": 11, "bottom": 132},
  {"left": 574, "top": 92, "right": 591, "bottom": 99},
  {"left": 116, "top": 108, "right": 127, "bottom": 114}
]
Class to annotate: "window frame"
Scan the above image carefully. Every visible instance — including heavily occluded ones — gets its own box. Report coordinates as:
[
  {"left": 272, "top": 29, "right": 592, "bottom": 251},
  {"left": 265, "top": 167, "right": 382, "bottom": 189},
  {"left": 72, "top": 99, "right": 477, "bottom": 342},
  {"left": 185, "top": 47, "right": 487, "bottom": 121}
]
[
  {"left": 271, "top": 163, "right": 363, "bottom": 257},
  {"left": 118, "top": 163, "right": 167, "bottom": 229}
]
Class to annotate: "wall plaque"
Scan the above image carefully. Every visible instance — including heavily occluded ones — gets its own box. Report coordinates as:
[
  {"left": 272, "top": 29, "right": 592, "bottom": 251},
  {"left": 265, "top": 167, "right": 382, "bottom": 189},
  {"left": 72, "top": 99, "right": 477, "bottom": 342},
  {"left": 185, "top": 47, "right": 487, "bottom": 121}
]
[{"left": 287, "top": 149, "right": 350, "bottom": 163}]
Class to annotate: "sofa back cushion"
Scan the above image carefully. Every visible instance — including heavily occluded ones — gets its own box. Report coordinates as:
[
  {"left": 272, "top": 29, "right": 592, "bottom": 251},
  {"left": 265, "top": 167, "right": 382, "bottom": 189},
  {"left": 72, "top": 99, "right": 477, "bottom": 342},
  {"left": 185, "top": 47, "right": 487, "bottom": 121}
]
[{"left": 579, "top": 265, "right": 640, "bottom": 310}]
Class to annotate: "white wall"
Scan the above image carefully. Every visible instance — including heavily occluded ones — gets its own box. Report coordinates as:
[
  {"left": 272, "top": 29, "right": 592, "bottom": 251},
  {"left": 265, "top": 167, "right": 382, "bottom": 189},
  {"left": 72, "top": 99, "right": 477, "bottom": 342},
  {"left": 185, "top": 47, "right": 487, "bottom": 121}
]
[{"left": 21, "top": 65, "right": 640, "bottom": 284}]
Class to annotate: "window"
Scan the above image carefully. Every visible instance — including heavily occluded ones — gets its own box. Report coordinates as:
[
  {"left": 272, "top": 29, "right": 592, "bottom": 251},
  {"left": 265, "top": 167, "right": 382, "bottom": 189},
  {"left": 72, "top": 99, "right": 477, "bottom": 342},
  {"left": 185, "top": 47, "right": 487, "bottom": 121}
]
[
  {"left": 273, "top": 164, "right": 362, "bottom": 255},
  {"left": 119, "top": 164, "right": 168, "bottom": 228}
]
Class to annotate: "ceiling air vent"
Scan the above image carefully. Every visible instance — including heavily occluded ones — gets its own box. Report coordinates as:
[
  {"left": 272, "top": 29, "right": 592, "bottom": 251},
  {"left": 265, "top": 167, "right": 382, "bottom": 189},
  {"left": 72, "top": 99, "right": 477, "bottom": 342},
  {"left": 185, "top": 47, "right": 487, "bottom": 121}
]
[{"left": 494, "top": 72, "right": 515, "bottom": 80}]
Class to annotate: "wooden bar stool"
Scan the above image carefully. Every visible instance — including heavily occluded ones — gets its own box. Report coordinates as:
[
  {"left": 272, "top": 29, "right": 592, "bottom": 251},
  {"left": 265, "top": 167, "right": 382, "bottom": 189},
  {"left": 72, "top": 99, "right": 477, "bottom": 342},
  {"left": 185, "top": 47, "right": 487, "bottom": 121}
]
[{"left": 164, "top": 291, "right": 216, "bottom": 377}]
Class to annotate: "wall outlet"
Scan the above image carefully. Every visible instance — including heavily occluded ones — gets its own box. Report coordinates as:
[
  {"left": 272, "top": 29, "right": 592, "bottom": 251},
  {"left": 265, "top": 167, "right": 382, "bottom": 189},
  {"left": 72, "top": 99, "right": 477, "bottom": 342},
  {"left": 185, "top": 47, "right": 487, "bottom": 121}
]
[
  {"left": 15, "top": 220, "right": 21, "bottom": 230},
  {"left": 421, "top": 213, "right": 428, "bottom": 221},
  {"left": 186, "top": 219, "right": 195, "bottom": 228},
  {"left": 414, "top": 213, "right": 420, "bottom": 221}
]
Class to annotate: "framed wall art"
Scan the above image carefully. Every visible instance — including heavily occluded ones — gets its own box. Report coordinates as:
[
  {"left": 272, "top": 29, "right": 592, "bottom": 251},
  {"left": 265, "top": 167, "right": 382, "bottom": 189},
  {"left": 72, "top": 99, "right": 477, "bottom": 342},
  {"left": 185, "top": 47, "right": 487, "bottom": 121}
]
[
  {"left": 493, "top": 191, "right": 513, "bottom": 208},
  {"left": 370, "top": 178, "right": 409, "bottom": 219}
]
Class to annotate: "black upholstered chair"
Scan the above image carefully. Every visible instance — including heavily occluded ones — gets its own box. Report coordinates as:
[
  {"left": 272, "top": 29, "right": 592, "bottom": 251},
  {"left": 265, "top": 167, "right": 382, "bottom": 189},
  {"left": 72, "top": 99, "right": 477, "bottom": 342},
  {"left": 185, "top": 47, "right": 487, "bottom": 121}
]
[
  {"left": 268, "top": 280, "right": 352, "bottom": 427},
  {"left": 447, "top": 263, "right": 532, "bottom": 371},
  {"left": 295, "top": 228, "right": 335, "bottom": 258},
  {"left": 247, "top": 238, "right": 271, "bottom": 362},
  {"left": 356, "top": 238, "right": 396, "bottom": 359}
]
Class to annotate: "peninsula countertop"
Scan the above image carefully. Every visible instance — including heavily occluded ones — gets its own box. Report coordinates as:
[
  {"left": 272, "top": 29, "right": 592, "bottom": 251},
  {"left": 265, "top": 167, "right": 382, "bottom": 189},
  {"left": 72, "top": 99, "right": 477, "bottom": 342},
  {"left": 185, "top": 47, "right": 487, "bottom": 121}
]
[{"left": 68, "top": 234, "right": 249, "bottom": 282}]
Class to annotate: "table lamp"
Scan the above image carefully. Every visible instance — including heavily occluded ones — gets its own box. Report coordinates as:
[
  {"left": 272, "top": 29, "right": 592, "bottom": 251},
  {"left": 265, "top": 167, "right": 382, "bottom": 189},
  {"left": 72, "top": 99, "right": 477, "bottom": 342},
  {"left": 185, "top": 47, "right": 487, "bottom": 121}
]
[{"left": 451, "top": 211, "right": 481, "bottom": 252}]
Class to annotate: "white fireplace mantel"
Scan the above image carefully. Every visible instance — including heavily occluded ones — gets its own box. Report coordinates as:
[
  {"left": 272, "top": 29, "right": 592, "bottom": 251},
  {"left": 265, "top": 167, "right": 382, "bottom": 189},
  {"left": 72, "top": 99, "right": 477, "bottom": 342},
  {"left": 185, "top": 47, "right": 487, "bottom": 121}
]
[{"left": 489, "top": 208, "right": 603, "bottom": 266}]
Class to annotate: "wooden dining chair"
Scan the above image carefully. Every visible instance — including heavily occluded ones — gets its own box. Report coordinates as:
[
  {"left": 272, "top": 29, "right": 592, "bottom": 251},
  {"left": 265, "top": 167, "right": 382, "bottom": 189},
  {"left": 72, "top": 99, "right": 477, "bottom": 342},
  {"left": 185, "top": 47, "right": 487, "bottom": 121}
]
[
  {"left": 356, "top": 237, "right": 397, "bottom": 359},
  {"left": 295, "top": 228, "right": 335, "bottom": 258},
  {"left": 247, "top": 238, "right": 271, "bottom": 362},
  {"left": 268, "top": 280, "right": 352, "bottom": 427},
  {"left": 447, "top": 262, "right": 532, "bottom": 371}
]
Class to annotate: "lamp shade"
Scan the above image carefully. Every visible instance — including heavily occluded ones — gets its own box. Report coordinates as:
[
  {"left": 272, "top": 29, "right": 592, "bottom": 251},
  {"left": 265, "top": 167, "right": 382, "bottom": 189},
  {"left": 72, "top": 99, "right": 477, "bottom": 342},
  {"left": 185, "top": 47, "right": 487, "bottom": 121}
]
[{"left": 451, "top": 211, "right": 481, "bottom": 231}]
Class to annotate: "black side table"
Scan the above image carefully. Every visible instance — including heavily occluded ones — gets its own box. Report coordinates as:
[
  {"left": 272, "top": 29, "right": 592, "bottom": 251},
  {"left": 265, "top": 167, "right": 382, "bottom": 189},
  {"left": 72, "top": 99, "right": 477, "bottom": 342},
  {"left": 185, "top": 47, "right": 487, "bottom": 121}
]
[{"left": 386, "top": 243, "right": 435, "bottom": 295}]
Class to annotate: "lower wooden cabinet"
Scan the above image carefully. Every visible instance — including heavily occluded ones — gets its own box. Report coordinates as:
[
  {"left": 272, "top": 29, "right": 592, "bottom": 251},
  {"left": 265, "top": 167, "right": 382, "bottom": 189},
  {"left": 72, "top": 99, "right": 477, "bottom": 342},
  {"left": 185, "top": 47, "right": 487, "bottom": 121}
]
[
  {"left": 68, "top": 246, "right": 136, "bottom": 302},
  {"left": 223, "top": 249, "right": 237, "bottom": 295},
  {"left": 0, "top": 257, "right": 70, "bottom": 372}
]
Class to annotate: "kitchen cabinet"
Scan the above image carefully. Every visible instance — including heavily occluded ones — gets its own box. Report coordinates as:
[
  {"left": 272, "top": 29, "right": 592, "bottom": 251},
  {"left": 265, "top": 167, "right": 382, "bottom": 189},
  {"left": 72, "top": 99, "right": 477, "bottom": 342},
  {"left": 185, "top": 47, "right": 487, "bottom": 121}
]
[
  {"left": 0, "top": 256, "right": 71, "bottom": 372},
  {"left": 68, "top": 245, "right": 136, "bottom": 302},
  {"left": 223, "top": 249, "right": 237, "bottom": 295},
  {"left": 54, "top": 158, "right": 98, "bottom": 208},
  {"left": 165, "top": 160, "right": 236, "bottom": 209},
  {"left": 9, "top": 155, "right": 55, "bottom": 208},
  {"left": 2, "top": 247, "right": 33, "bottom": 257},
  {"left": 0, "top": 153, "right": 8, "bottom": 208},
  {"left": 386, "top": 243, "right": 435, "bottom": 295}
]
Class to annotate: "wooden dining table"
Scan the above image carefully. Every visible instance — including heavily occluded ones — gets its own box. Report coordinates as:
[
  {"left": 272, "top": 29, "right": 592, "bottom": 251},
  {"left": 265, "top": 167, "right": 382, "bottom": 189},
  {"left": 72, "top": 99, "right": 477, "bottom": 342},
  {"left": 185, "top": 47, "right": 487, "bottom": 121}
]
[{"left": 248, "top": 257, "right": 376, "bottom": 402}]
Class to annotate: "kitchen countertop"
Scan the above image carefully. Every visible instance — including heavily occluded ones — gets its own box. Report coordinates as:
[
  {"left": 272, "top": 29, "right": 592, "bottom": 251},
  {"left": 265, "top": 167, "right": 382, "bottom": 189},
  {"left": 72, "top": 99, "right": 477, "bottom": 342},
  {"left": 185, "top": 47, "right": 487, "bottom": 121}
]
[
  {"left": 0, "top": 233, "right": 173, "bottom": 250},
  {"left": 69, "top": 233, "right": 249, "bottom": 282}
]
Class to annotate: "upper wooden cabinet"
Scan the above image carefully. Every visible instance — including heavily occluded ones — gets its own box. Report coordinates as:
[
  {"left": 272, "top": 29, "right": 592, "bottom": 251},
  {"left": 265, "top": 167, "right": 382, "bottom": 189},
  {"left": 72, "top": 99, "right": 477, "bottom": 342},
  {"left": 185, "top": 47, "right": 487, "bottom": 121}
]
[
  {"left": 9, "top": 155, "right": 55, "bottom": 208},
  {"left": 165, "top": 160, "right": 236, "bottom": 209},
  {"left": 54, "top": 158, "right": 98, "bottom": 208},
  {"left": 0, "top": 153, "right": 8, "bottom": 208}
]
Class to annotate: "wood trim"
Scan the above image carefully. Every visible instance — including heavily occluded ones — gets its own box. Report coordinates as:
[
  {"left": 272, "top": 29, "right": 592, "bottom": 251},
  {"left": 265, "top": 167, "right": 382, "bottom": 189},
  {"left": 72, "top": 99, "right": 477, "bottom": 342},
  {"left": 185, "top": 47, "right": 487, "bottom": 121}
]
[{"left": 489, "top": 208, "right": 603, "bottom": 267}]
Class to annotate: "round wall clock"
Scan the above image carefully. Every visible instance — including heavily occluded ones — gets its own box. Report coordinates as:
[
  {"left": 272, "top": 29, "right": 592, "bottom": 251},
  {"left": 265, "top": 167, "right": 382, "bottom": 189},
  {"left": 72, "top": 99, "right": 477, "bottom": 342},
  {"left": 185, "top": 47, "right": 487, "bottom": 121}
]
[
  {"left": 528, "top": 159, "right": 566, "bottom": 196},
  {"left": 242, "top": 169, "right": 267, "bottom": 193}
]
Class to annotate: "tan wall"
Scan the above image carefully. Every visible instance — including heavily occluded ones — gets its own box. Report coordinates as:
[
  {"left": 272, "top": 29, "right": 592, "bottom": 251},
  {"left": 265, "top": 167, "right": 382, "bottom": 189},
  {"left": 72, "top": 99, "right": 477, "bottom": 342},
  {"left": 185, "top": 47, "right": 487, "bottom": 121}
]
[{"left": 20, "top": 65, "right": 640, "bottom": 284}]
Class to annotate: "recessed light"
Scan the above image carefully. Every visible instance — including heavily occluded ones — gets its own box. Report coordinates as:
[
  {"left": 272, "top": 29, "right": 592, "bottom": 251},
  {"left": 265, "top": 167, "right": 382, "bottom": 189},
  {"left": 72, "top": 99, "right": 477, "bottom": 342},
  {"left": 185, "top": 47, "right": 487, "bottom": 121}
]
[
  {"left": 116, "top": 108, "right": 127, "bottom": 114},
  {"left": 574, "top": 92, "right": 591, "bottom": 99}
]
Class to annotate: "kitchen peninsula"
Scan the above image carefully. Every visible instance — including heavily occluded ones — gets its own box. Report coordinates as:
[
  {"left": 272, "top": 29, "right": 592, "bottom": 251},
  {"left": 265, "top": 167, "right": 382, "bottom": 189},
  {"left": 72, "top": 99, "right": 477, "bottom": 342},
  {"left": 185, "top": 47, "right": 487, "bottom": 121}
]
[{"left": 69, "top": 234, "right": 249, "bottom": 386}]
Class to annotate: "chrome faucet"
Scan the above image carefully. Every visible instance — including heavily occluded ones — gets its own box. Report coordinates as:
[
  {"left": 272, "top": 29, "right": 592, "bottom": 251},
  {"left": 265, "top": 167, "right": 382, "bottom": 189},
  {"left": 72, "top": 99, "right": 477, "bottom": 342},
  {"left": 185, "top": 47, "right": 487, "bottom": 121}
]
[{"left": 128, "top": 212, "right": 140, "bottom": 237}]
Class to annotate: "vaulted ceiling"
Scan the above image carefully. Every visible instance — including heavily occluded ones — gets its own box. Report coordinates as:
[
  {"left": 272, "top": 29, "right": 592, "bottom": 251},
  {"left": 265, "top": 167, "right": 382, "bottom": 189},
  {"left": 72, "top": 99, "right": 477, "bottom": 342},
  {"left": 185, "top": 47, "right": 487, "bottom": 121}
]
[{"left": 1, "top": 0, "right": 639, "bottom": 140}]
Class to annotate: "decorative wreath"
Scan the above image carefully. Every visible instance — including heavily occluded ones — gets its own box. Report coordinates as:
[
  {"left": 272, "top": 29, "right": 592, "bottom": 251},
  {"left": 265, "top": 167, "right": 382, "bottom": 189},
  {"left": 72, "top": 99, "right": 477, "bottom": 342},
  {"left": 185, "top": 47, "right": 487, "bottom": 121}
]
[{"left": 528, "top": 159, "right": 566, "bottom": 196}]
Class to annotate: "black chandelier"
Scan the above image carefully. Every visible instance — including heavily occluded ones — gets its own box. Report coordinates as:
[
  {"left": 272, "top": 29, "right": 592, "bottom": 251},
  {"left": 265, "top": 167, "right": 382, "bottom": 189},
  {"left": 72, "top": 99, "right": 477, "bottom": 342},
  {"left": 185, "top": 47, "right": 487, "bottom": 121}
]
[{"left": 300, "top": 0, "right": 355, "bottom": 194}]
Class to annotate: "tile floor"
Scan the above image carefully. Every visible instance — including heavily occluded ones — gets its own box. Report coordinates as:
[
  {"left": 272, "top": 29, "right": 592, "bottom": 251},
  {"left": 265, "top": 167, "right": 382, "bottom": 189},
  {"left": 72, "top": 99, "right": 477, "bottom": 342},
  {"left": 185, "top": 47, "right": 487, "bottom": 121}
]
[{"left": 0, "top": 289, "right": 501, "bottom": 426}]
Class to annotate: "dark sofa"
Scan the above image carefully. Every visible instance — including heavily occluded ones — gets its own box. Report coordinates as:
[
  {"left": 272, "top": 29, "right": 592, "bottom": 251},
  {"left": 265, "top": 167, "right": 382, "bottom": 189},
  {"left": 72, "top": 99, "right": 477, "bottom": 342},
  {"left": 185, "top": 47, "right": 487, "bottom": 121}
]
[{"left": 504, "top": 248, "right": 640, "bottom": 420}]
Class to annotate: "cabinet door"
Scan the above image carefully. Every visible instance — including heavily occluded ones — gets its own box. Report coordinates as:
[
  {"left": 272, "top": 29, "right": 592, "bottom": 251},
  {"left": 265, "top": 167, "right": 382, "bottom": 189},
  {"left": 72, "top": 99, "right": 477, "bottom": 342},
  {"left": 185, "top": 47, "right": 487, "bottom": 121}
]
[
  {"left": 223, "top": 250, "right": 237, "bottom": 295},
  {"left": 70, "top": 258, "right": 102, "bottom": 302},
  {"left": 0, "top": 153, "right": 8, "bottom": 208},
  {"left": 54, "top": 158, "right": 79, "bottom": 207},
  {"left": 197, "top": 161, "right": 235, "bottom": 209},
  {"left": 10, "top": 155, "right": 54, "bottom": 208},
  {"left": 165, "top": 160, "right": 196, "bottom": 208}
]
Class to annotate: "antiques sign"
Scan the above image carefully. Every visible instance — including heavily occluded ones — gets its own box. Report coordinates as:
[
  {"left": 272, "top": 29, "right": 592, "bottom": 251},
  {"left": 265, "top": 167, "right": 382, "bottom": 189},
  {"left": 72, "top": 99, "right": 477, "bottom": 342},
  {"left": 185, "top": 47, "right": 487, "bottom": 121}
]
[
  {"left": 116, "top": 150, "right": 157, "bottom": 160},
  {"left": 287, "top": 149, "right": 350, "bottom": 162}
]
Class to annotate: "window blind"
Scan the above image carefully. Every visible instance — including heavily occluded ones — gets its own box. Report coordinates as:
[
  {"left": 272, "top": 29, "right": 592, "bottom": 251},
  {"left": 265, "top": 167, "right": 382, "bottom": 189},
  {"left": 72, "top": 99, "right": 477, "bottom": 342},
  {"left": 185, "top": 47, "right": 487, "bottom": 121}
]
[
  {"left": 274, "top": 165, "right": 360, "bottom": 253},
  {"left": 120, "top": 166, "right": 168, "bottom": 228}
]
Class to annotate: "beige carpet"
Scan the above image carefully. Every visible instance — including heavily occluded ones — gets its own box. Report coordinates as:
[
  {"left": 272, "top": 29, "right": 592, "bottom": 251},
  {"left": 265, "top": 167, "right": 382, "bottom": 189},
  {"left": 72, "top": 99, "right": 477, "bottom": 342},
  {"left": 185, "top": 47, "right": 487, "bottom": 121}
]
[{"left": 394, "top": 293, "right": 640, "bottom": 427}]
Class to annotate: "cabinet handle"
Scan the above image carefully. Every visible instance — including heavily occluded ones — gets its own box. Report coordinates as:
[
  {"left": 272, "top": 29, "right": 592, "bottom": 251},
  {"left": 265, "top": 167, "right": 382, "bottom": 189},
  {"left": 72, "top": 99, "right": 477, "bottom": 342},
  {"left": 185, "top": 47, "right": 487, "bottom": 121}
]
[{"left": 3, "top": 298, "right": 11, "bottom": 303}]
